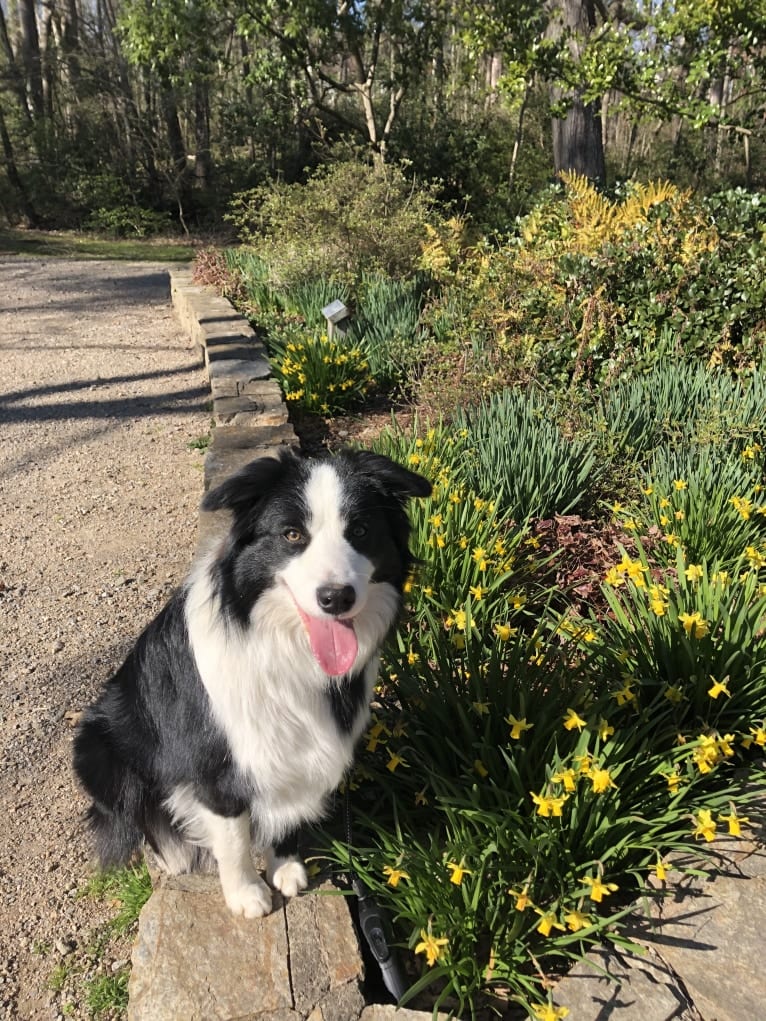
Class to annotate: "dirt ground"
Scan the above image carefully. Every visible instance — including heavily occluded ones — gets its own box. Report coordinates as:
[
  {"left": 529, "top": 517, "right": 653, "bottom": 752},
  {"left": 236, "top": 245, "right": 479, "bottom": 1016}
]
[{"left": 0, "top": 259, "right": 211, "bottom": 1019}]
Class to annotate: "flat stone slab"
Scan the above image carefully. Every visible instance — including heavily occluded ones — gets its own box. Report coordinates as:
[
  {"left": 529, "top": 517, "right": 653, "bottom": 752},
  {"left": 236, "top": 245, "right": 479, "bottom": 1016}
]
[
  {"left": 209, "top": 357, "right": 273, "bottom": 396},
  {"left": 642, "top": 867, "right": 766, "bottom": 1021},
  {"left": 286, "top": 886, "right": 364, "bottom": 1020},
  {"left": 209, "top": 423, "right": 296, "bottom": 452},
  {"left": 128, "top": 874, "right": 295, "bottom": 1021},
  {"left": 213, "top": 389, "right": 289, "bottom": 428},
  {"left": 552, "top": 944, "right": 693, "bottom": 1020},
  {"left": 204, "top": 444, "right": 291, "bottom": 492},
  {"left": 129, "top": 876, "right": 364, "bottom": 1021}
]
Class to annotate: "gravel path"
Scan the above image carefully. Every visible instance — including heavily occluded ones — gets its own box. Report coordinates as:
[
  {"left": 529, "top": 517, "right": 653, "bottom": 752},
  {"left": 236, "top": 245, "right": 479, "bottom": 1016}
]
[{"left": 0, "top": 259, "right": 211, "bottom": 1018}]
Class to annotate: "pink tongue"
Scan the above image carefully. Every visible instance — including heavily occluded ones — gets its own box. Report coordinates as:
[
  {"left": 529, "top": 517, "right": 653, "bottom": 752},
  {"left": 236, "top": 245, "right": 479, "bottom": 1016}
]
[{"left": 305, "top": 615, "right": 358, "bottom": 676}]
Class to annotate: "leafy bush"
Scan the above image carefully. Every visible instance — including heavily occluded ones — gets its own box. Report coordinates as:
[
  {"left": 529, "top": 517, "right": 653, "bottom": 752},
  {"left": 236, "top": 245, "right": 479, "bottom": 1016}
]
[
  {"left": 417, "top": 177, "right": 766, "bottom": 401},
  {"left": 85, "top": 203, "right": 171, "bottom": 238},
  {"left": 226, "top": 159, "right": 444, "bottom": 289}
]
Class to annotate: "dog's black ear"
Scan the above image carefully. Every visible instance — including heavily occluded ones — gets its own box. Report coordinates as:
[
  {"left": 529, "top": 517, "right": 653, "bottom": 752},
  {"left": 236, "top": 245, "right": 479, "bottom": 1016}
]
[
  {"left": 346, "top": 450, "right": 432, "bottom": 499},
  {"left": 202, "top": 451, "right": 295, "bottom": 513}
]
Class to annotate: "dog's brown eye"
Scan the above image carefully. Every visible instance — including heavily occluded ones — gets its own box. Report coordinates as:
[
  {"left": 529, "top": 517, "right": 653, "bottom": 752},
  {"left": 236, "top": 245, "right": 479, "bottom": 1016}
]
[
  {"left": 350, "top": 523, "right": 368, "bottom": 539},
  {"left": 284, "top": 528, "right": 304, "bottom": 543}
]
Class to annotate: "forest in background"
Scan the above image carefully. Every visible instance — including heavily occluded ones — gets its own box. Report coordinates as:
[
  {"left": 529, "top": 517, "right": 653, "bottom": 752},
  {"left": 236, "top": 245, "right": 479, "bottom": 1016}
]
[{"left": 1, "top": 0, "right": 765, "bottom": 236}]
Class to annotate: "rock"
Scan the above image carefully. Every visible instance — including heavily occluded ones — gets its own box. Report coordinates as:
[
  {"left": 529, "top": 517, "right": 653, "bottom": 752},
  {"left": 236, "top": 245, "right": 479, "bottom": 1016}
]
[
  {"left": 285, "top": 883, "right": 364, "bottom": 1019},
  {"left": 127, "top": 874, "right": 295, "bottom": 1021},
  {"left": 128, "top": 876, "right": 365, "bottom": 1021},
  {"left": 552, "top": 944, "right": 692, "bottom": 1020}
]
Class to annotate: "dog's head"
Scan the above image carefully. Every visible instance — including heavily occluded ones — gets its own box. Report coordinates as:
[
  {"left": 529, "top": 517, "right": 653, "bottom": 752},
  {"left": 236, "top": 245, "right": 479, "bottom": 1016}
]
[{"left": 201, "top": 448, "right": 431, "bottom": 676}]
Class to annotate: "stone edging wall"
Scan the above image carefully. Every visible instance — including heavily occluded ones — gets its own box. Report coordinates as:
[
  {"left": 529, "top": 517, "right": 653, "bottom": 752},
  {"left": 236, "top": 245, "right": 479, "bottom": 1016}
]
[{"left": 169, "top": 267, "right": 298, "bottom": 544}]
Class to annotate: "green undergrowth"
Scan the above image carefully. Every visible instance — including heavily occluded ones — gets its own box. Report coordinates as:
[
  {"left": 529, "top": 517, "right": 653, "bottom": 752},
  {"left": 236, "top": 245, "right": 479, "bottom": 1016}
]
[{"left": 49, "top": 863, "right": 152, "bottom": 1018}]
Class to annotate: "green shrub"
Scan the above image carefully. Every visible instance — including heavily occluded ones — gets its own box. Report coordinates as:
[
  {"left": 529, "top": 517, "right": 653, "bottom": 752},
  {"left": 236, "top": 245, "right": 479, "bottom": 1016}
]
[
  {"left": 226, "top": 159, "right": 443, "bottom": 289},
  {"left": 418, "top": 178, "right": 766, "bottom": 399},
  {"left": 85, "top": 203, "right": 171, "bottom": 238}
]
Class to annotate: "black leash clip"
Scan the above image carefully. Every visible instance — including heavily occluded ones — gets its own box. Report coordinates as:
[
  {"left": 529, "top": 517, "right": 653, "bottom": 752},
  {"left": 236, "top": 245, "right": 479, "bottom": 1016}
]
[{"left": 352, "top": 875, "right": 409, "bottom": 1002}]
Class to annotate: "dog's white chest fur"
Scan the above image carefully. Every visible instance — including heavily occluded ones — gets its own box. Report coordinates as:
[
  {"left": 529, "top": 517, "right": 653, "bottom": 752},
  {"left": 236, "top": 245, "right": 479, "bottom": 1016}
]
[{"left": 185, "top": 564, "right": 377, "bottom": 844}]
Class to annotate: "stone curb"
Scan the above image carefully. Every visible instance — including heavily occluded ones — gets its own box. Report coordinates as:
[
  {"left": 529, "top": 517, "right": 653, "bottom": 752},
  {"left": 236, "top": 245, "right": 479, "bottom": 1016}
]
[{"left": 127, "top": 269, "right": 438, "bottom": 1021}]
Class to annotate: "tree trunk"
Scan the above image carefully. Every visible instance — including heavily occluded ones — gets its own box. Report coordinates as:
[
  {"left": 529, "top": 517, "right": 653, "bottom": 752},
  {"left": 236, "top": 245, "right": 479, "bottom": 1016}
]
[
  {"left": 194, "top": 82, "right": 212, "bottom": 190},
  {"left": 547, "top": 0, "right": 606, "bottom": 184},
  {"left": 0, "top": 104, "right": 38, "bottom": 225},
  {"left": 16, "top": 0, "right": 45, "bottom": 120}
]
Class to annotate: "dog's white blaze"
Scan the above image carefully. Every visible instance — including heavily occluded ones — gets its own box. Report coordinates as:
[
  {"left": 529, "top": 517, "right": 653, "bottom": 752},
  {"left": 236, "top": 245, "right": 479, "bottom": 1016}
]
[{"left": 279, "top": 461, "right": 373, "bottom": 618}]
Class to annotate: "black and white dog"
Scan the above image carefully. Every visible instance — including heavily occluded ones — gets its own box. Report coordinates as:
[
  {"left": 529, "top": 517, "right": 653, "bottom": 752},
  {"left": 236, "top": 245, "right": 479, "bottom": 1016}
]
[{"left": 73, "top": 448, "right": 430, "bottom": 917}]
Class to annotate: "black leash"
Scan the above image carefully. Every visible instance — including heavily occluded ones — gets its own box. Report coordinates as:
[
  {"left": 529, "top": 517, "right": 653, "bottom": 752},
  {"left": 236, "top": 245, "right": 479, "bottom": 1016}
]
[{"left": 343, "top": 785, "right": 409, "bottom": 1002}]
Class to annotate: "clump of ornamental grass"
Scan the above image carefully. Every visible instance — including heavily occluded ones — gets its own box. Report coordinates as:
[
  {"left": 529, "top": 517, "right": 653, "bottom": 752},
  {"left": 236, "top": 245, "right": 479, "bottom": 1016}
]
[
  {"left": 608, "top": 443, "right": 766, "bottom": 567},
  {"left": 588, "top": 542, "right": 766, "bottom": 741}
]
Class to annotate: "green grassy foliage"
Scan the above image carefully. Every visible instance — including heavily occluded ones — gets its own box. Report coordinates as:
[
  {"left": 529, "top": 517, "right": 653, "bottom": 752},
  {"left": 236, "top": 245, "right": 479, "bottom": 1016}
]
[
  {"left": 311, "top": 381, "right": 766, "bottom": 1019},
  {"left": 0, "top": 228, "right": 195, "bottom": 261}
]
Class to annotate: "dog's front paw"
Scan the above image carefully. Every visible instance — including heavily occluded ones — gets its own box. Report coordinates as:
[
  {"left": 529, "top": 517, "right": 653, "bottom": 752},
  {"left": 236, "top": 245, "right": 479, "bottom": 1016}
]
[
  {"left": 223, "top": 877, "right": 273, "bottom": 918},
  {"left": 268, "top": 857, "right": 309, "bottom": 899}
]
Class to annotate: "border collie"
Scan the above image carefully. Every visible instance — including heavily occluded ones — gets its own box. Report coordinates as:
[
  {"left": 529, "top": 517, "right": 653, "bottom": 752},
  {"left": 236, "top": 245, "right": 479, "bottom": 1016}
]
[{"left": 73, "top": 448, "right": 430, "bottom": 917}]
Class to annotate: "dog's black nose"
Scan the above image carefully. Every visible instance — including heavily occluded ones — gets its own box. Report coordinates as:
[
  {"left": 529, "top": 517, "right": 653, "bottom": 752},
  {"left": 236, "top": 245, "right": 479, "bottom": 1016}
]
[{"left": 316, "top": 584, "right": 356, "bottom": 616}]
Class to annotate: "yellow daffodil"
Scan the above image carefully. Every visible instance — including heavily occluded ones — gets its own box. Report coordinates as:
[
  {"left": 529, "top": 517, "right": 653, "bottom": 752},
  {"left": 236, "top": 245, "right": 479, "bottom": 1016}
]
[
  {"left": 563, "top": 708, "right": 587, "bottom": 732},
  {"left": 742, "top": 726, "right": 766, "bottom": 749},
  {"left": 414, "top": 928, "right": 449, "bottom": 967},
  {"left": 582, "top": 875, "right": 618, "bottom": 903},
  {"left": 530, "top": 791, "right": 568, "bottom": 817},
  {"left": 469, "top": 584, "right": 485, "bottom": 601},
  {"left": 495, "top": 623, "right": 516, "bottom": 641},
  {"left": 446, "top": 860, "right": 472, "bottom": 886},
  {"left": 534, "top": 909, "right": 565, "bottom": 937},
  {"left": 564, "top": 909, "right": 591, "bottom": 932},
  {"left": 719, "top": 808, "right": 750, "bottom": 837},
  {"left": 730, "top": 496, "right": 753, "bottom": 519},
  {"left": 693, "top": 809, "right": 717, "bottom": 842},
  {"left": 598, "top": 717, "right": 615, "bottom": 741},
  {"left": 382, "top": 865, "right": 410, "bottom": 887},
  {"left": 678, "top": 611, "right": 709, "bottom": 638},
  {"left": 386, "top": 751, "right": 409, "bottom": 773},
  {"left": 605, "top": 565, "right": 625, "bottom": 586},
  {"left": 651, "top": 859, "right": 668, "bottom": 881},
  {"left": 531, "top": 1003, "right": 570, "bottom": 1021},
  {"left": 612, "top": 680, "right": 637, "bottom": 706},
  {"left": 664, "top": 684, "right": 684, "bottom": 704},
  {"left": 685, "top": 563, "right": 704, "bottom": 584},
  {"left": 707, "top": 677, "right": 731, "bottom": 699},
  {"left": 589, "top": 767, "right": 617, "bottom": 794},
  {"left": 673, "top": 479, "right": 688, "bottom": 491},
  {"left": 551, "top": 769, "right": 577, "bottom": 792},
  {"left": 507, "top": 714, "right": 534, "bottom": 739},
  {"left": 650, "top": 597, "right": 667, "bottom": 616},
  {"left": 664, "top": 771, "right": 682, "bottom": 794},
  {"left": 472, "top": 700, "right": 490, "bottom": 716},
  {"left": 509, "top": 886, "right": 532, "bottom": 911},
  {"left": 473, "top": 759, "right": 489, "bottom": 778}
]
